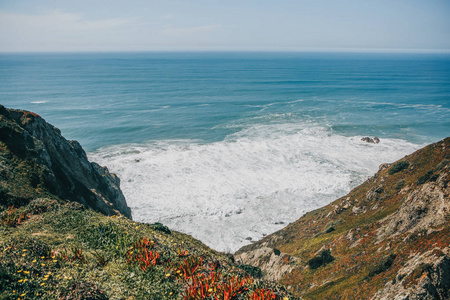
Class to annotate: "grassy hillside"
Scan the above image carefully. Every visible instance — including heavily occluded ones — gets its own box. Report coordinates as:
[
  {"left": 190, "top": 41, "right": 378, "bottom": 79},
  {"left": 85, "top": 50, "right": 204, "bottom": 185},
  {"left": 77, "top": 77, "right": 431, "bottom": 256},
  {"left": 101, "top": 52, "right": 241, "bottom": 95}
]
[
  {"left": 236, "top": 138, "right": 450, "bottom": 299},
  {"left": 0, "top": 106, "right": 296, "bottom": 300},
  {"left": 0, "top": 192, "right": 301, "bottom": 300}
]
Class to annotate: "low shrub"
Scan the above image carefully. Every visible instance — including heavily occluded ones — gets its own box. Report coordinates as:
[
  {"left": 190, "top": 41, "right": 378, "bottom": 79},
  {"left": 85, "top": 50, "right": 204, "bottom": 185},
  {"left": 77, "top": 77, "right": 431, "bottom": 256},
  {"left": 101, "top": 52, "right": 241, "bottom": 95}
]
[
  {"left": 59, "top": 281, "right": 108, "bottom": 300},
  {"left": 0, "top": 206, "right": 28, "bottom": 227},
  {"left": 237, "top": 265, "right": 263, "bottom": 278},
  {"left": 308, "top": 250, "right": 334, "bottom": 270},
  {"left": 366, "top": 254, "right": 396, "bottom": 279},
  {"left": 26, "top": 198, "right": 60, "bottom": 214},
  {"left": 417, "top": 170, "right": 434, "bottom": 184},
  {"left": 388, "top": 161, "right": 410, "bottom": 175},
  {"left": 152, "top": 222, "right": 171, "bottom": 234}
]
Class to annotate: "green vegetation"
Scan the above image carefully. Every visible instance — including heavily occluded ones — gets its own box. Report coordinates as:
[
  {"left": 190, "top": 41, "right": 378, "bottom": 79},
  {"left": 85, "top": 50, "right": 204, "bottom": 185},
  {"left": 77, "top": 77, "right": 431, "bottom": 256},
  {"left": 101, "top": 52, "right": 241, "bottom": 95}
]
[
  {"left": 237, "top": 264, "right": 263, "bottom": 278},
  {"left": 0, "top": 199, "right": 295, "bottom": 299},
  {"left": 307, "top": 250, "right": 334, "bottom": 270},
  {"left": 416, "top": 169, "right": 434, "bottom": 184},
  {"left": 388, "top": 160, "right": 410, "bottom": 175},
  {"left": 365, "top": 254, "right": 396, "bottom": 280}
]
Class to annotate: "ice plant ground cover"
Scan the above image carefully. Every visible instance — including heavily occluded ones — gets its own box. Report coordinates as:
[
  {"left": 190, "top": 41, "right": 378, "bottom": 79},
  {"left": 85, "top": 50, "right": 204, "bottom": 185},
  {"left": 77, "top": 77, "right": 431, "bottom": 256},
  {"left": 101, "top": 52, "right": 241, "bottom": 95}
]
[{"left": 0, "top": 199, "right": 296, "bottom": 299}]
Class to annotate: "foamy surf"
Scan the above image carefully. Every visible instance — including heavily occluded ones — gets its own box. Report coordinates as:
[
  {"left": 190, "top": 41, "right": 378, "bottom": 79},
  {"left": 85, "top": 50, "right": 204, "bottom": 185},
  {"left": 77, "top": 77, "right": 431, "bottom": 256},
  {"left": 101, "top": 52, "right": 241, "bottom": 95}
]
[{"left": 89, "top": 123, "right": 422, "bottom": 253}]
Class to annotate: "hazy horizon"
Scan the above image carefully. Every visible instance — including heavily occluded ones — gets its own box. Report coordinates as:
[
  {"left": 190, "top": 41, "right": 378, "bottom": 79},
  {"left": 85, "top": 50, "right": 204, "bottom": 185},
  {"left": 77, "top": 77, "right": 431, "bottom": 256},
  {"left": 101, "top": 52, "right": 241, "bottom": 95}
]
[{"left": 1, "top": 0, "right": 449, "bottom": 53}]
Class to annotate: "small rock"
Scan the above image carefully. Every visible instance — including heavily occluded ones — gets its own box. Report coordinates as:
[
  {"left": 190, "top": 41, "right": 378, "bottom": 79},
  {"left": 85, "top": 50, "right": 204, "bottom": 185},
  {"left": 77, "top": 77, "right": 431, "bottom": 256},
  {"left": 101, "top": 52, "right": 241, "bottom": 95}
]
[
  {"left": 361, "top": 137, "right": 374, "bottom": 143},
  {"left": 361, "top": 137, "right": 381, "bottom": 144}
]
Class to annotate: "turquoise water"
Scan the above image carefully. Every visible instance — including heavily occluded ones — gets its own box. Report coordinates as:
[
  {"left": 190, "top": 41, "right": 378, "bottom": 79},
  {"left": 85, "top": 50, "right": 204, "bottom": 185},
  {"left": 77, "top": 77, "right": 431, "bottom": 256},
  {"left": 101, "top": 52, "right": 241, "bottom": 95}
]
[
  {"left": 1, "top": 52, "right": 449, "bottom": 251},
  {"left": 1, "top": 52, "right": 449, "bottom": 150}
]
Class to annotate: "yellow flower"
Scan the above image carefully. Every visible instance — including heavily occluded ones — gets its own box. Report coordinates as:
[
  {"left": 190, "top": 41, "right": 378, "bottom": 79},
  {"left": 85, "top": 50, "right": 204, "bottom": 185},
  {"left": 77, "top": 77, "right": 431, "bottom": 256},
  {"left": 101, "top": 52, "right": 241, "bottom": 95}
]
[
  {"left": 68, "top": 276, "right": 73, "bottom": 280},
  {"left": 44, "top": 274, "right": 49, "bottom": 278},
  {"left": 17, "top": 270, "right": 22, "bottom": 273},
  {"left": 23, "top": 279, "right": 27, "bottom": 282},
  {"left": 208, "top": 288, "right": 213, "bottom": 293},
  {"left": 18, "top": 279, "right": 23, "bottom": 283},
  {"left": 41, "top": 263, "right": 45, "bottom": 266},
  {"left": 169, "top": 292, "right": 173, "bottom": 295},
  {"left": 41, "top": 256, "right": 45, "bottom": 259},
  {"left": 12, "top": 290, "right": 15, "bottom": 293},
  {"left": 40, "top": 283, "right": 45, "bottom": 286},
  {"left": 23, "top": 271, "right": 30, "bottom": 274},
  {"left": 283, "top": 298, "right": 289, "bottom": 300},
  {"left": 43, "top": 277, "right": 48, "bottom": 281},
  {"left": 53, "top": 260, "right": 57, "bottom": 263},
  {"left": 165, "top": 273, "right": 171, "bottom": 277},
  {"left": 75, "top": 264, "right": 79, "bottom": 267},
  {"left": 22, "top": 254, "right": 26, "bottom": 257},
  {"left": 47, "top": 271, "right": 51, "bottom": 274},
  {"left": 32, "top": 259, "right": 37, "bottom": 263},
  {"left": 20, "top": 293, "right": 26, "bottom": 297}
]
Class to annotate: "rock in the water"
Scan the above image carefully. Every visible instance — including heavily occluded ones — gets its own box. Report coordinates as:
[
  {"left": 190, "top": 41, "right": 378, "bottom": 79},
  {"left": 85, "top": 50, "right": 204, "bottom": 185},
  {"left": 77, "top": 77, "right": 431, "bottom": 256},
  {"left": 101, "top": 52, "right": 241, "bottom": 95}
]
[
  {"left": 361, "top": 136, "right": 381, "bottom": 144},
  {"left": 0, "top": 105, "right": 132, "bottom": 218}
]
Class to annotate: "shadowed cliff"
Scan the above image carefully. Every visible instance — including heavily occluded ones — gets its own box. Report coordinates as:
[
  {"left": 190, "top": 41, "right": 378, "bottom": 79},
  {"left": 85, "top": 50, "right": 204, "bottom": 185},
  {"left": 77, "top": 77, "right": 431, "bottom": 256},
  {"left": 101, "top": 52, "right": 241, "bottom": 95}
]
[{"left": 0, "top": 105, "right": 131, "bottom": 218}]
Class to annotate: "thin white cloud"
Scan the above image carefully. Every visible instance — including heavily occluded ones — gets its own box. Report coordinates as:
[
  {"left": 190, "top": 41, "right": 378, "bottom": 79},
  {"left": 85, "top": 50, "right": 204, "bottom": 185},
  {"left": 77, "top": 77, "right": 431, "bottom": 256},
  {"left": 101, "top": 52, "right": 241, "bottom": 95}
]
[
  {"left": 0, "top": 10, "right": 139, "bottom": 51},
  {"left": 0, "top": 10, "right": 220, "bottom": 51}
]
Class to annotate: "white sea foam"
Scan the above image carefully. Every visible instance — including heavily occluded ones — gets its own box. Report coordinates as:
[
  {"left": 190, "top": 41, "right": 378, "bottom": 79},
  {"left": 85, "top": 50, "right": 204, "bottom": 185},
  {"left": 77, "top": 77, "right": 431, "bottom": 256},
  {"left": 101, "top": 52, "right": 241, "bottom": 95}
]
[
  {"left": 89, "top": 123, "right": 422, "bottom": 252},
  {"left": 30, "top": 101, "right": 48, "bottom": 104}
]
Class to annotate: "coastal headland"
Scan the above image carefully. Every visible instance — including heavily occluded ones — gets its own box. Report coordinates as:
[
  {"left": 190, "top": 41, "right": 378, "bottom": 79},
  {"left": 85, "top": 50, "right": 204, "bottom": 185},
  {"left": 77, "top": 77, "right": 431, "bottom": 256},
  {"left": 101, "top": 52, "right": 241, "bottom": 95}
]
[{"left": 1, "top": 106, "right": 448, "bottom": 299}]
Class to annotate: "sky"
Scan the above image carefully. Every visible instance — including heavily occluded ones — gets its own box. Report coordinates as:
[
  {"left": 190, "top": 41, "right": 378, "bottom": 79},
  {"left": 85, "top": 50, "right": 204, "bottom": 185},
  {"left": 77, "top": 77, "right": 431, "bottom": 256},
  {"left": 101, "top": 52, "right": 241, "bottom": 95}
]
[{"left": 1, "top": 0, "right": 450, "bottom": 52}]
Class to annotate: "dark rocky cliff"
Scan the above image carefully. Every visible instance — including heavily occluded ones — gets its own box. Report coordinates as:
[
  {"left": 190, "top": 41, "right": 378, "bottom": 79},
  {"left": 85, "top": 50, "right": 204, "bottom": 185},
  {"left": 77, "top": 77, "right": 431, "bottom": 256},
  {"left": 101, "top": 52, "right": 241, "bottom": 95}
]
[{"left": 0, "top": 105, "right": 131, "bottom": 218}]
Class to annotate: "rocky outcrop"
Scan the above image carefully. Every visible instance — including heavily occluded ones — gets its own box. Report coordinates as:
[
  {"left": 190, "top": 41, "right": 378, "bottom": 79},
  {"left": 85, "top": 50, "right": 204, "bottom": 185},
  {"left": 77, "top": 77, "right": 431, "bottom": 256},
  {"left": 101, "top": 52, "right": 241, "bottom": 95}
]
[
  {"left": 0, "top": 105, "right": 131, "bottom": 218},
  {"left": 372, "top": 250, "right": 450, "bottom": 300},
  {"left": 235, "top": 137, "right": 450, "bottom": 299},
  {"left": 235, "top": 246, "right": 298, "bottom": 281},
  {"left": 377, "top": 172, "right": 450, "bottom": 241},
  {"left": 361, "top": 136, "right": 381, "bottom": 144}
]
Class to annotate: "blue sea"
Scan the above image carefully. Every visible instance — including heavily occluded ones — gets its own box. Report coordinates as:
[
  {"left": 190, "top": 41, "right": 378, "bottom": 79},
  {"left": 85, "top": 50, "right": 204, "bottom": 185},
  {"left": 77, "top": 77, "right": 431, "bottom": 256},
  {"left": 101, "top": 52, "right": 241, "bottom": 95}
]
[{"left": 1, "top": 52, "right": 449, "bottom": 251}]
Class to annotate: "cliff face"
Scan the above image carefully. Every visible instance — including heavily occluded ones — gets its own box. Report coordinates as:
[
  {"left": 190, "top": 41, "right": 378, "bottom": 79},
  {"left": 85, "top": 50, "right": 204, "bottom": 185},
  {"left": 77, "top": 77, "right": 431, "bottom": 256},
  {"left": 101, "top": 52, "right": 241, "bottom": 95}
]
[
  {"left": 0, "top": 105, "right": 131, "bottom": 218},
  {"left": 235, "top": 137, "right": 450, "bottom": 299}
]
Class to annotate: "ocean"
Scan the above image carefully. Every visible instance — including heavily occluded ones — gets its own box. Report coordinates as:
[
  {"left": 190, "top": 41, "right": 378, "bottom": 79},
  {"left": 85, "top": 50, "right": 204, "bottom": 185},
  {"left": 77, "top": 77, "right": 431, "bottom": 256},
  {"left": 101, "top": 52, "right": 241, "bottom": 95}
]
[{"left": 1, "top": 52, "right": 449, "bottom": 252}]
